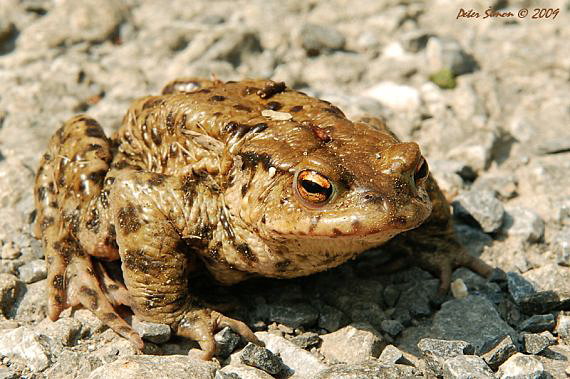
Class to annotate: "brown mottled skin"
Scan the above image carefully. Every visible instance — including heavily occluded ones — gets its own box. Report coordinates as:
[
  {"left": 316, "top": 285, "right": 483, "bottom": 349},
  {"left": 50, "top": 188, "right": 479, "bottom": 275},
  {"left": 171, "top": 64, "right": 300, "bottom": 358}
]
[{"left": 33, "top": 79, "right": 492, "bottom": 359}]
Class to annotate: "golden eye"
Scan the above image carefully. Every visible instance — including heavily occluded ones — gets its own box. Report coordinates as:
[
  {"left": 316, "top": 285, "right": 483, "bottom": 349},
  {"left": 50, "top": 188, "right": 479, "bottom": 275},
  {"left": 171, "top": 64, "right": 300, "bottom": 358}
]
[
  {"left": 414, "top": 158, "right": 429, "bottom": 184},
  {"left": 296, "top": 170, "right": 333, "bottom": 204}
]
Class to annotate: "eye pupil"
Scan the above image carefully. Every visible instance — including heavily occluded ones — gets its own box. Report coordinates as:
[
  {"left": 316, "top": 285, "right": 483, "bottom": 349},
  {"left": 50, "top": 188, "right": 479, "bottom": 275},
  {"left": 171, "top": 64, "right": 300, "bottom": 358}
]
[
  {"left": 301, "top": 180, "right": 326, "bottom": 194},
  {"left": 414, "top": 160, "right": 429, "bottom": 182}
]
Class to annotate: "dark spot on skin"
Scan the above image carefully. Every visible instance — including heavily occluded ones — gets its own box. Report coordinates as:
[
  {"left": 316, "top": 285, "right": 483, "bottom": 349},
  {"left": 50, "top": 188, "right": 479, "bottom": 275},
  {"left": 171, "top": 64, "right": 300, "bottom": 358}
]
[
  {"left": 220, "top": 210, "right": 235, "bottom": 240},
  {"left": 180, "top": 175, "right": 197, "bottom": 204},
  {"left": 47, "top": 182, "right": 55, "bottom": 194},
  {"left": 108, "top": 284, "right": 119, "bottom": 291},
  {"left": 85, "top": 127, "right": 105, "bottom": 138},
  {"left": 86, "top": 268, "right": 95, "bottom": 276},
  {"left": 52, "top": 275, "right": 64, "bottom": 290},
  {"left": 390, "top": 215, "right": 408, "bottom": 227},
  {"left": 43, "top": 153, "right": 52, "bottom": 161},
  {"left": 209, "top": 95, "right": 226, "bottom": 102},
  {"left": 236, "top": 243, "right": 257, "bottom": 262},
  {"left": 242, "top": 87, "right": 260, "bottom": 96},
  {"left": 289, "top": 105, "right": 303, "bottom": 112},
  {"left": 169, "top": 142, "right": 178, "bottom": 157},
  {"left": 196, "top": 88, "right": 211, "bottom": 94},
  {"left": 363, "top": 192, "right": 384, "bottom": 204},
  {"left": 63, "top": 210, "right": 81, "bottom": 236},
  {"left": 111, "top": 160, "right": 131, "bottom": 170},
  {"left": 212, "top": 111, "right": 222, "bottom": 117},
  {"left": 88, "top": 169, "right": 107, "bottom": 183},
  {"left": 233, "top": 104, "right": 252, "bottom": 112},
  {"left": 223, "top": 121, "right": 262, "bottom": 138},
  {"left": 252, "top": 123, "right": 268, "bottom": 133},
  {"left": 101, "top": 313, "right": 119, "bottom": 322},
  {"left": 166, "top": 111, "right": 175, "bottom": 134},
  {"left": 323, "top": 106, "right": 345, "bottom": 118},
  {"left": 178, "top": 113, "right": 187, "bottom": 130},
  {"left": 117, "top": 204, "right": 141, "bottom": 235},
  {"left": 309, "top": 215, "right": 320, "bottom": 233},
  {"left": 275, "top": 260, "right": 291, "bottom": 272},
  {"left": 339, "top": 169, "right": 355, "bottom": 189},
  {"left": 241, "top": 184, "right": 248, "bottom": 196},
  {"left": 304, "top": 122, "right": 332, "bottom": 143},
  {"left": 147, "top": 173, "right": 166, "bottom": 186},
  {"left": 85, "top": 207, "right": 100, "bottom": 233},
  {"left": 151, "top": 127, "right": 162, "bottom": 146},
  {"left": 352, "top": 220, "right": 362, "bottom": 233},
  {"left": 266, "top": 101, "right": 282, "bottom": 111},
  {"left": 257, "top": 81, "right": 286, "bottom": 99},
  {"left": 118, "top": 326, "right": 133, "bottom": 336},
  {"left": 80, "top": 286, "right": 98, "bottom": 310},
  {"left": 54, "top": 295, "right": 64, "bottom": 304},
  {"left": 83, "top": 118, "right": 101, "bottom": 128},
  {"left": 123, "top": 249, "right": 149, "bottom": 274},
  {"left": 332, "top": 228, "right": 343, "bottom": 237},
  {"left": 86, "top": 144, "right": 102, "bottom": 151},
  {"left": 208, "top": 243, "right": 223, "bottom": 263},
  {"left": 37, "top": 186, "right": 47, "bottom": 201},
  {"left": 142, "top": 97, "right": 165, "bottom": 110},
  {"left": 104, "top": 177, "right": 115, "bottom": 186},
  {"left": 49, "top": 201, "right": 58, "bottom": 208},
  {"left": 261, "top": 215, "right": 266, "bottom": 224},
  {"left": 238, "top": 151, "right": 273, "bottom": 170},
  {"left": 100, "top": 189, "right": 110, "bottom": 209}
]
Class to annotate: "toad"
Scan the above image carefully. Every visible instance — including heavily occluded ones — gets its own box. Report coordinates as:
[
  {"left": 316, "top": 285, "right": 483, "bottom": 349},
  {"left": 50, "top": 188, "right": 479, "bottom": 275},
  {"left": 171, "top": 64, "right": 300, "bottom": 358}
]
[{"left": 34, "top": 79, "right": 492, "bottom": 359}]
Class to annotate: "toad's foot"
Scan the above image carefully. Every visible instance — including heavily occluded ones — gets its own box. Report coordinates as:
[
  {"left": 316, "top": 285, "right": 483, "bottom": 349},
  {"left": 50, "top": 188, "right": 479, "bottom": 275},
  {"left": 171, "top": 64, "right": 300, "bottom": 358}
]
[
  {"left": 176, "top": 307, "right": 262, "bottom": 360},
  {"left": 378, "top": 230, "right": 493, "bottom": 296}
]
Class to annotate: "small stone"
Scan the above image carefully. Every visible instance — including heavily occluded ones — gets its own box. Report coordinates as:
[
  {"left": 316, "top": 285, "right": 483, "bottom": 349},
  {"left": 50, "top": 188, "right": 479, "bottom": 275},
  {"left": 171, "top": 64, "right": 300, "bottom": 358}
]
[
  {"left": 519, "top": 314, "right": 555, "bottom": 333},
  {"left": 0, "top": 327, "right": 50, "bottom": 371},
  {"left": 364, "top": 81, "right": 421, "bottom": 112},
  {"left": 506, "top": 272, "right": 536, "bottom": 305},
  {"left": 378, "top": 344, "right": 406, "bottom": 365},
  {"left": 132, "top": 318, "right": 171, "bottom": 344},
  {"left": 320, "top": 323, "right": 385, "bottom": 363},
  {"left": 522, "top": 333, "right": 551, "bottom": 355},
  {"left": 0, "top": 366, "right": 17, "bottom": 379},
  {"left": 12, "top": 280, "right": 47, "bottom": 323},
  {"left": 318, "top": 304, "right": 349, "bottom": 332},
  {"left": 451, "top": 278, "right": 469, "bottom": 299},
  {"left": 315, "top": 361, "right": 419, "bottom": 378},
  {"left": 209, "top": 328, "right": 238, "bottom": 359},
  {"left": 299, "top": 23, "right": 345, "bottom": 55},
  {"left": 479, "top": 335, "right": 517, "bottom": 370},
  {"left": 219, "top": 365, "right": 274, "bottom": 379},
  {"left": 240, "top": 342, "right": 285, "bottom": 375},
  {"left": 426, "top": 37, "right": 478, "bottom": 76},
  {"left": 395, "top": 279, "right": 438, "bottom": 318},
  {"left": 1, "top": 241, "right": 20, "bottom": 259},
  {"left": 473, "top": 175, "right": 518, "bottom": 200},
  {"left": 553, "top": 229, "right": 570, "bottom": 266},
  {"left": 381, "top": 319, "right": 404, "bottom": 337},
  {"left": 17, "top": 259, "right": 47, "bottom": 284},
  {"left": 87, "top": 355, "right": 218, "bottom": 379},
  {"left": 36, "top": 317, "right": 83, "bottom": 346},
  {"left": 256, "top": 332, "right": 328, "bottom": 378},
  {"left": 290, "top": 332, "right": 320, "bottom": 350},
  {"left": 267, "top": 302, "right": 318, "bottom": 328},
  {"left": 452, "top": 190, "right": 504, "bottom": 233},
  {"left": 502, "top": 207, "right": 545, "bottom": 243},
  {"left": 443, "top": 355, "right": 494, "bottom": 379},
  {"left": 521, "top": 264, "right": 570, "bottom": 313},
  {"left": 556, "top": 314, "right": 570, "bottom": 341},
  {"left": 0, "top": 273, "right": 22, "bottom": 317},
  {"left": 418, "top": 338, "right": 474, "bottom": 376},
  {"left": 383, "top": 285, "right": 400, "bottom": 308},
  {"left": 497, "top": 353, "right": 545, "bottom": 379}
]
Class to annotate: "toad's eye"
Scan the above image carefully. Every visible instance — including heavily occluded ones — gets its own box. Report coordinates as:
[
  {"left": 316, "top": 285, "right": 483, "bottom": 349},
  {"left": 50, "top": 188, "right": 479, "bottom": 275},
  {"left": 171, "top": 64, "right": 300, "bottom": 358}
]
[
  {"left": 295, "top": 170, "right": 333, "bottom": 204},
  {"left": 414, "top": 157, "right": 429, "bottom": 184}
]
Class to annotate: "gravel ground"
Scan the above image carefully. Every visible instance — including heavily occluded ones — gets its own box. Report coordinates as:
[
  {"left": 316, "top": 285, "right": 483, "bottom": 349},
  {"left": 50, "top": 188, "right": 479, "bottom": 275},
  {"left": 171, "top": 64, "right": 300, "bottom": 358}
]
[{"left": 1, "top": 0, "right": 569, "bottom": 378}]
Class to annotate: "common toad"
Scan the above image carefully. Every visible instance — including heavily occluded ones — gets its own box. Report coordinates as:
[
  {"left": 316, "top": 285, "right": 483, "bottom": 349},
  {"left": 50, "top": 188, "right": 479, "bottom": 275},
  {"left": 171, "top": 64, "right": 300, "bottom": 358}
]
[{"left": 34, "top": 79, "right": 492, "bottom": 359}]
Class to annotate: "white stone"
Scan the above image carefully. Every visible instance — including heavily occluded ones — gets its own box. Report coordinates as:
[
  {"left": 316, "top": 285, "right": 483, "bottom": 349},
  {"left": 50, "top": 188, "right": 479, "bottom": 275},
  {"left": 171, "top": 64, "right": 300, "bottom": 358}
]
[
  {"left": 451, "top": 278, "right": 469, "bottom": 299},
  {"left": 0, "top": 327, "right": 50, "bottom": 371},
  {"left": 319, "top": 323, "right": 385, "bottom": 364},
  {"left": 364, "top": 81, "right": 420, "bottom": 112}
]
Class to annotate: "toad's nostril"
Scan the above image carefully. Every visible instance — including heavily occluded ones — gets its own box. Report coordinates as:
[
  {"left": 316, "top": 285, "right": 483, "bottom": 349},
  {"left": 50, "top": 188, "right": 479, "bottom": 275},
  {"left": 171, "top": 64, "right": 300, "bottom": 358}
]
[{"left": 414, "top": 158, "right": 429, "bottom": 185}]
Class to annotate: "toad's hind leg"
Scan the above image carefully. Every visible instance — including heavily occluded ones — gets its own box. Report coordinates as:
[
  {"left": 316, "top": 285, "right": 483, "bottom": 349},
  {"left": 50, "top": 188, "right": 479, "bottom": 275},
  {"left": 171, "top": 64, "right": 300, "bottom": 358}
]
[
  {"left": 110, "top": 171, "right": 261, "bottom": 359},
  {"left": 34, "top": 116, "right": 142, "bottom": 348}
]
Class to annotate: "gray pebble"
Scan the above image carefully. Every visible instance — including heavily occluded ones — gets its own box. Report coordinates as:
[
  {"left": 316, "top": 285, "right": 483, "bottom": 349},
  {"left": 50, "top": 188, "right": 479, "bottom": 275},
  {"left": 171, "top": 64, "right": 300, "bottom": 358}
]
[
  {"left": 299, "top": 23, "right": 345, "bottom": 56},
  {"left": 214, "top": 327, "right": 241, "bottom": 358},
  {"left": 378, "top": 344, "right": 405, "bottom": 365},
  {"left": 132, "top": 318, "right": 171, "bottom": 344},
  {"left": 502, "top": 207, "right": 545, "bottom": 243},
  {"left": 452, "top": 190, "right": 504, "bottom": 233},
  {"left": 519, "top": 314, "right": 555, "bottom": 333},
  {"left": 497, "top": 353, "right": 545, "bottom": 378},
  {"left": 290, "top": 332, "right": 320, "bottom": 350},
  {"left": 381, "top": 319, "right": 404, "bottom": 337},
  {"left": 320, "top": 323, "right": 385, "bottom": 364},
  {"left": 267, "top": 302, "right": 318, "bottom": 328},
  {"left": 522, "top": 333, "right": 551, "bottom": 355},
  {"left": 553, "top": 228, "right": 570, "bottom": 266},
  {"left": 240, "top": 342, "right": 285, "bottom": 375},
  {"left": 556, "top": 314, "right": 570, "bottom": 342},
  {"left": 506, "top": 272, "right": 536, "bottom": 305},
  {"left": 318, "top": 304, "right": 349, "bottom": 332},
  {"left": 418, "top": 338, "right": 474, "bottom": 376},
  {"left": 443, "top": 355, "right": 494, "bottom": 379},
  {"left": 479, "top": 335, "right": 517, "bottom": 371},
  {"left": 425, "top": 37, "right": 478, "bottom": 76},
  {"left": 18, "top": 259, "right": 47, "bottom": 284}
]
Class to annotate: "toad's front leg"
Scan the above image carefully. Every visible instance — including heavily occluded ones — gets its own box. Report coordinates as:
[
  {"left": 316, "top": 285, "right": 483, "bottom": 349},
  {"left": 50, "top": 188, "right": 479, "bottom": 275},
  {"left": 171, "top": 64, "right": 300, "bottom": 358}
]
[{"left": 110, "top": 170, "right": 261, "bottom": 359}]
